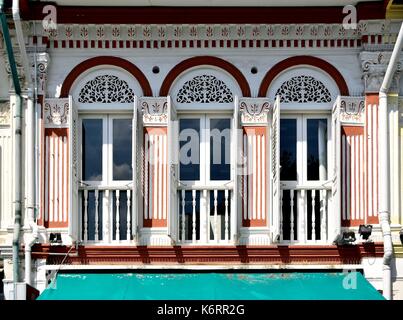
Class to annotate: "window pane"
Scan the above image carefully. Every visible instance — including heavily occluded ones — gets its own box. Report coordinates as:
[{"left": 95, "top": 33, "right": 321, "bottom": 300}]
[
  {"left": 82, "top": 119, "right": 103, "bottom": 181},
  {"left": 113, "top": 119, "right": 132, "bottom": 180},
  {"left": 179, "top": 119, "right": 200, "bottom": 181},
  {"left": 210, "top": 118, "right": 231, "bottom": 181},
  {"left": 307, "top": 119, "right": 328, "bottom": 181},
  {"left": 280, "top": 119, "right": 297, "bottom": 181}
]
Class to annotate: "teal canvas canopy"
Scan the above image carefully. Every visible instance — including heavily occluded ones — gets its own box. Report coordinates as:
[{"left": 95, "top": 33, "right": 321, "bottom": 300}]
[{"left": 37, "top": 271, "right": 384, "bottom": 300}]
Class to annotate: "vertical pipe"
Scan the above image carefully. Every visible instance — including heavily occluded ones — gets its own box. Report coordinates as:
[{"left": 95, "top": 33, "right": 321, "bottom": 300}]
[{"left": 378, "top": 22, "right": 403, "bottom": 300}]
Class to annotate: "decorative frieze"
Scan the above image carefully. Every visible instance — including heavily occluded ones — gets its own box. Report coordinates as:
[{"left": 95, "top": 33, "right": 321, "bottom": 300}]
[
  {"left": 0, "top": 102, "right": 11, "bottom": 126},
  {"left": 239, "top": 98, "right": 271, "bottom": 126},
  {"left": 25, "top": 20, "right": 400, "bottom": 50},
  {"left": 339, "top": 96, "right": 365, "bottom": 125},
  {"left": 140, "top": 97, "right": 168, "bottom": 126},
  {"left": 43, "top": 98, "right": 70, "bottom": 128}
]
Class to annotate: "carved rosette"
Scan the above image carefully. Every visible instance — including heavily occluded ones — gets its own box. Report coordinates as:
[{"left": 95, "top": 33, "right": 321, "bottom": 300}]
[
  {"left": 0, "top": 102, "right": 11, "bottom": 126},
  {"left": 360, "top": 51, "right": 402, "bottom": 93},
  {"left": 141, "top": 97, "right": 168, "bottom": 126},
  {"left": 43, "top": 98, "right": 70, "bottom": 128},
  {"left": 239, "top": 98, "right": 271, "bottom": 126},
  {"left": 339, "top": 97, "right": 365, "bottom": 125}
]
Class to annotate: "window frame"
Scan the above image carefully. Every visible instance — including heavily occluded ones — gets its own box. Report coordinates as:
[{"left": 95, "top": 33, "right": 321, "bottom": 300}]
[
  {"left": 78, "top": 112, "right": 133, "bottom": 188},
  {"left": 178, "top": 112, "right": 233, "bottom": 188},
  {"left": 280, "top": 112, "right": 332, "bottom": 189}
]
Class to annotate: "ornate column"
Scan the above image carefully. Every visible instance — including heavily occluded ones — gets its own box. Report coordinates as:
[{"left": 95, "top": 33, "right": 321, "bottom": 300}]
[
  {"left": 337, "top": 97, "right": 366, "bottom": 228},
  {"left": 238, "top": 98, "right": 271, "bottom": 245},
  {"left": 139, "top": 97, "right": 171, "bottom": 245},
  {"left": 360, "top": 51, "right": 401, "bottom": 225},
  {"left": 41, "top": 98, "right": 70, "bottom": 228}
]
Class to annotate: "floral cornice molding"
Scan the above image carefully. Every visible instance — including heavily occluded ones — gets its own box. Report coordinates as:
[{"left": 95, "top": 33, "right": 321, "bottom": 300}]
[{"left": 24, "top": 20, "right": 401, "bottom": 42}]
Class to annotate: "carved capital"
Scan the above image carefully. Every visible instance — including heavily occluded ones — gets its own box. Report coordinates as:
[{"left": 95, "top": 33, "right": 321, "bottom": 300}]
[
  {"left": 239, "top": 98, "right": 271, "bottom": 126},
  {"left": 31, "top": 52, "right": 50, "bottom": 95},
  {"left": 2, "top": 51, "right": 25, "bottom": 91},
  {"left": 140, "top": 97, "right": 168, "bottom": 126},
  {"left": 0, "top": 101, "right": 11, "bottom": 126},
  {"left": 360, "top": 51, "right": 401, "bottom": 93},
  {"left": 339, "top": 96, "right": 365, "bottom": 125},
  {"left": 43, "top": 98, "right": 70, "bottom": 128}
]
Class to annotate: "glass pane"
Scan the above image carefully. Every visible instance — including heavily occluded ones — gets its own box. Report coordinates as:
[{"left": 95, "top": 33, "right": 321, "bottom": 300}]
[
  {"left": 307, "top": 119, "right": 328, "bottom": 181},
  {"left": 179, "top": 119, "right": 200, "bottom": 181},
  {"left": 210, "top": 119, "right": 231, "bottom": 181},
  {"left": 113, "top": 119, "right": 133, "bottom": 180},
  {"left": 82, "top": 119, "right": 103, "bottom": 181},
  {"left": 280, "top": 119, "right": 297, "bottom": 181}
]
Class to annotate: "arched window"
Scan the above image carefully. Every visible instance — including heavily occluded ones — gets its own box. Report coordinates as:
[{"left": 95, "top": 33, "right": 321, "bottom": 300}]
[
  {"left": 70, "top": 67, "right": 143, "bottom": 242},
  {"left": 267, "top": 67, "right": 339, "bottom": 243},
  {"left": 169, "top": 67, "right": 241, "bottom": 243}
]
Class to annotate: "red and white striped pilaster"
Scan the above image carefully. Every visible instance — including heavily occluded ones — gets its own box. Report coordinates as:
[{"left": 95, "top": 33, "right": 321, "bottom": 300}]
[
  {"left": 339, "top": 97, "right": 366, "bottom": 227},
  {"left": 141, "top": 97, "right": 169, "bottom": 228},
  {"left": 41, "top": 98, "right": 70, "bottom": 228},
  {"left": 239, "top": 99, "right": 270, "bottom": 228}
]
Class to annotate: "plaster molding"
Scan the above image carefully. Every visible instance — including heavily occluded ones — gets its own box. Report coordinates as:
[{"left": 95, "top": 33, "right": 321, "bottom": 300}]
[
  {"left": 360, "top": 51, "right": 402, "bottom": 93},
  {"left": 43, "top": 98, "right": 70, "bottom": 128},
  {"left": 140, "top": 97, "right": 168, "bottom": 126},
  {"left": 339, "top": 96, "right": 365, "bottom": 125},
  {"left": 239, "top": 98, "right": 271, "bottom": 126}
]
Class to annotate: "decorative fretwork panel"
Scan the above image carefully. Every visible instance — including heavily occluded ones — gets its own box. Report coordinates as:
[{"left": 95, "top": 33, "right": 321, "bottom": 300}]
[
  {"left": 78, "top": 75, "right": 135, "bottom": 103},
  {"left": 275, "top": 75, "right": 332, "bottom": 103},
  {"left": 176, "top": 75, "right": 233, "bottom": 103}
]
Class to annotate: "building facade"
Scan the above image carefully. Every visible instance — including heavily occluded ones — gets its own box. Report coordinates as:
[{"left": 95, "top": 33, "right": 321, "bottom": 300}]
[{"left": 0, "top": 0, "right": 403, "bottom": 300}]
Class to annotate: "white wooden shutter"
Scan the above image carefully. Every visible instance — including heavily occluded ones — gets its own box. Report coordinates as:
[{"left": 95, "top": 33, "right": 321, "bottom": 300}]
[
  {"left": 271, "top": 95, "right": 281, "bottom": 242},
  {"left": 68, "top": 95, "right": 79, "bottom": 241},
  {"left": 132, "top": 96, "right": 142, "bottom": 241},
  {"left": 167, "top": 96, "right": 179, "bottom": 243},
  {"left": 331, "top": 96, "right": 341, "bottom": 242}
]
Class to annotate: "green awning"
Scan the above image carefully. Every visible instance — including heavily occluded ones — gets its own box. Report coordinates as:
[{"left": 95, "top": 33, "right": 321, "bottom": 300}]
[{"left": 37, "top": 272, "right": 384, "bottom": 300}]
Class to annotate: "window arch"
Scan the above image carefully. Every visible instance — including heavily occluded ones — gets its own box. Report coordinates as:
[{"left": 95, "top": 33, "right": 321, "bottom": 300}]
[
  {"left": 170, "top": 67, "right": 241, "bottom": 110},
  {"left": 70, "top": 67, "right": 143, "bottom": 110},
  {"left": 275, "top": 75, "right": 332, "bottom": 104},
  {"left": 266, "top": 67, "right": 339, "bottom": 110}
]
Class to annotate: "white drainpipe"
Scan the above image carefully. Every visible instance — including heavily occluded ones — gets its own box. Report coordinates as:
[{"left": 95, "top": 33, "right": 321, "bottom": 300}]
[
  {"left": 378, "top": 22, "right": 403, "bottom": 300},
  {"left": 12, "top": 0, "right": 38, "bottom": 286}
]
